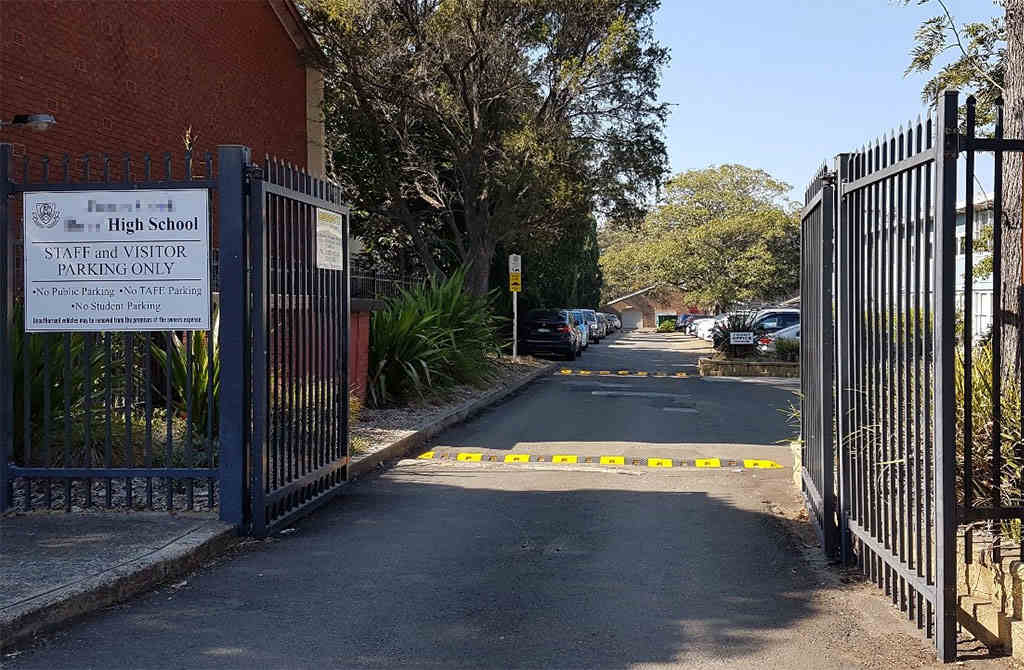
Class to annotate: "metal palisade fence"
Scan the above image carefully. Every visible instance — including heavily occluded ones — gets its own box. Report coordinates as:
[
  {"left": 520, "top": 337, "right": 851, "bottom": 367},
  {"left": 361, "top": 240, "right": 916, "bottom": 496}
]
[
  {"left": 800, "top": 90, "right": 1024, "bottom": 661},
  {"left": 0, "top": 144, "right": 351, "bottom": 537}
]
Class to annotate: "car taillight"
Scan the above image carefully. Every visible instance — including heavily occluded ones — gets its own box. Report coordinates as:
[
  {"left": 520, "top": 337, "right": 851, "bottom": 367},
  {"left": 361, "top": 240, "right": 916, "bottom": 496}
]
[
  {"left": 557, "top": 325, "right": 571, "bottom": 333},
  {"left": 758, "top": 337, "right": 772, "bottom": 345}
]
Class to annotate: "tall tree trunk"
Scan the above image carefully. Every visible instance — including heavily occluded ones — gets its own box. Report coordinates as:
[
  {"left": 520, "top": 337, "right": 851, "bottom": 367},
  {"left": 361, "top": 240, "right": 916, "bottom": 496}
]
[
  {"left": 464, "top": 237, "right": 495, "bottom": 296},
  {"left": 1002, "top": 1, "right": 1024, "bottom": 378}
]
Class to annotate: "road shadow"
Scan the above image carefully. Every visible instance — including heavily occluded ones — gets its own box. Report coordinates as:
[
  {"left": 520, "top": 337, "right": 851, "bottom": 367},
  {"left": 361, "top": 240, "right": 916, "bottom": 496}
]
[{"left": 8, "top": 473, "right": 835, "bottom": 669}]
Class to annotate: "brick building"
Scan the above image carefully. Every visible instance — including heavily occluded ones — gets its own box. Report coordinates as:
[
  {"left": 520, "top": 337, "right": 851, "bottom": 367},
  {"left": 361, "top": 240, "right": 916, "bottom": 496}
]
[
  {"left": 0, "top": 0, "right": 325, "bottom": 172},
  {"left": 1, "top": 0, "right": 372, "bottom": 398},
  {"left": 603, "top": 286, "right": 699, "bottom": 329}
]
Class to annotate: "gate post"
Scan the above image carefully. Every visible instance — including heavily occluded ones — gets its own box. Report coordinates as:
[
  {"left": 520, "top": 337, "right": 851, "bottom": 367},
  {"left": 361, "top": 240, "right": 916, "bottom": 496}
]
[
  {"left": 933, "top": 89, "right": 959, "bottom": 663},
  {"left": 217, "top": 145, "right": 252, "bottom": 530},
  {"left": 819, "top": 174, "right": 838, "bottom": 558},
  {"left": 834, "top": 152, "right": 853, "bottom": 564},
  {"left": 0, "top": 143, "right": 12, "bottom": 514}
]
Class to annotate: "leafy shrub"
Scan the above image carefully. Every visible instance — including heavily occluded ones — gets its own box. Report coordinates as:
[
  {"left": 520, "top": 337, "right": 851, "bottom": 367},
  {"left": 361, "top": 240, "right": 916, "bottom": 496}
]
[
  {"left": 775, "top": 338, "right": 800, "bottom": 362},
  {"left": 150, "top": 305, "right": 220, "bottom": 441},
  {"left": 367, "top": 269, "right": 499, "bottom": 407},
  {"left": 656, "top": 320, "right": 675, "bottom": 333},
  {"left": 9, "top": 301, "right": 198, "bottom": 467},
  {"left": 11, "top": 310, "right": 97, "bottom": 465}
]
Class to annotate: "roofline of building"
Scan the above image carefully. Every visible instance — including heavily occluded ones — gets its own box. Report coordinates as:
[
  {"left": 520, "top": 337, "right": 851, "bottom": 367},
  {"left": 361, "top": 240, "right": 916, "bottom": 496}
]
[
  {"left": 269, "top": 0, "right": 329, "bottom": 69},
  {"left": 606, "top": 285, "right": 660, "bottom": 305}
]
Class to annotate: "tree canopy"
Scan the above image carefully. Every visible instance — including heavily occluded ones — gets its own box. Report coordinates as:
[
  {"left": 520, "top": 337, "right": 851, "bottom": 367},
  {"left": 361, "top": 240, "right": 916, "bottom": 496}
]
[
  {"left": 302, "top": 0, "right": 669, "bottom": 296},
  {"left": 902, "top": 0, "right": 1023, "bottom": 375},
  {"left": 903, "top": 0, "right": 1005, "bottom": 127},
  {"left": 600, "top": 165, "right": 800, "bottom": 312}
]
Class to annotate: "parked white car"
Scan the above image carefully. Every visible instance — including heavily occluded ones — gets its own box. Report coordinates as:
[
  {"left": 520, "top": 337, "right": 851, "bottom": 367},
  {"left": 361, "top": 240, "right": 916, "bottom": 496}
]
[
  {"left": 756, "top": 322, "right": 800, "bottom": 354},
  {"left": 696, "top": 316, "right": 722, "bottom": 341}
]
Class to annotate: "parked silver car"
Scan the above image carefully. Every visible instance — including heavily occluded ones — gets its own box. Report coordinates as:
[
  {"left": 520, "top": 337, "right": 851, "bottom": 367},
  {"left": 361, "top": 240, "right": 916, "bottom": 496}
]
[
  {"left": 580, "top": 309, "right": 605, "bottom": 342},
  {"left": 756, "top": 322, "right": 800, "bottom": 354}
]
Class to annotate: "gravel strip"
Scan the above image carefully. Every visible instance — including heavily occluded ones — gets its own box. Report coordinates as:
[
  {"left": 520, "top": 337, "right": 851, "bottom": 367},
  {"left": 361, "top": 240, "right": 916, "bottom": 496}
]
[{"left": 351, "top": 356, "right": 549, "bottom": 457}]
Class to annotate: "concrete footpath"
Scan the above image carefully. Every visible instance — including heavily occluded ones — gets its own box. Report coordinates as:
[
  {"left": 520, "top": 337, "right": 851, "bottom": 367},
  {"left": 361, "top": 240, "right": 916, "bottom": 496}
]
[{"left": 0, "top": 512, "right": 235, "bottom": 649}]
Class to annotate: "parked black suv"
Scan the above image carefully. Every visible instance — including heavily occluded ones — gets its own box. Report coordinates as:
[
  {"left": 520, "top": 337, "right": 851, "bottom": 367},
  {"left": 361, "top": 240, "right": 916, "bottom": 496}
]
[{"left": 519, "top": 309, "right": 582, "bottom": 360}]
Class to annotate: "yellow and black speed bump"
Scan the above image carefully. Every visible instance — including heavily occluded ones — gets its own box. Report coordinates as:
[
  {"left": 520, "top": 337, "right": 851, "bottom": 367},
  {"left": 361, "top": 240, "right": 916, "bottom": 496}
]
[
  {"left": 416, "top": 451, "right": 784, "bottom": 470},
  {"left": 557, "top": 369, "right": 691, "bottom": 378}
]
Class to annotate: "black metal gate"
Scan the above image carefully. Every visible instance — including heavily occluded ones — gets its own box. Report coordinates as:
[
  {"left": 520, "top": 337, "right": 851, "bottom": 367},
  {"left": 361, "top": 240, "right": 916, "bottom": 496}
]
[
  {"left": 1, "top": 143, "right": 351, "bottom": 537},
  {"left": 245, "top": 156, "right": 350, "bottom": 537},
  {"left": 801, "top": 90, "right": 1024, "bottom": 661}
]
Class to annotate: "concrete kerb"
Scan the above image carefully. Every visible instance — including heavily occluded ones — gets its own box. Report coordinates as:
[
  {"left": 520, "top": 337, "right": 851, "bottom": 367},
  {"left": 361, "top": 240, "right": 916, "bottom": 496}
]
[
  {"left": 349, "top": 361, "right": 560, "bottom": 478},
  {"left": 0, "top": 518, "right": 236, "bottom": 651}
]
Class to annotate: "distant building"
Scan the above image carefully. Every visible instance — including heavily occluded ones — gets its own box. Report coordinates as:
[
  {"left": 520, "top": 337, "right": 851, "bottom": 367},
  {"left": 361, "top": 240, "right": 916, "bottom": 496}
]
[
  {"left": 603, "top": 286, "right": 698, "bottom": 329},
  {"left": 955, "top": 198, "right": 994, "bottom": 338}
]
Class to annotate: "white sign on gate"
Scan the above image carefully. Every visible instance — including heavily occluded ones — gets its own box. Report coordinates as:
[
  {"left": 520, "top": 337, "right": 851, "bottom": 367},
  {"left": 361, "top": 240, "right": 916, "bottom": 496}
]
[
  {"left": 23, "top": 189, "right": 211, "bottom": 332},
  {"left": 316, "top": 207, "right": 345, "bottom": 271}
]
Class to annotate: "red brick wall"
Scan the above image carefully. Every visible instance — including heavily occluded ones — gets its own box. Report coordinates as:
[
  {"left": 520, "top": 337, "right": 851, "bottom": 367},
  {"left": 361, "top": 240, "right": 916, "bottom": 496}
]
[
  {"left": 348, "top": 310, "right": 370, "bottom": 402},
  {"left": 0, "top": 0, "right": 307, "bottom": 169}
]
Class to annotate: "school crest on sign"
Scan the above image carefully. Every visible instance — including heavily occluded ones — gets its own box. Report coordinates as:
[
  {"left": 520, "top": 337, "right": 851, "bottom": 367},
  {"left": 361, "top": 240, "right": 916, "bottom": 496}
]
[{"left": 32, "top": 202, "right": 61, "bottom": 229}]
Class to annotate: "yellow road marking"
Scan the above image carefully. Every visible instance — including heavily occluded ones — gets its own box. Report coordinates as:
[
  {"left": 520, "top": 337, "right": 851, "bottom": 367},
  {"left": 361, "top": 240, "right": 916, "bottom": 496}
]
[
  {"left": 579, "top": 370, "right": 592, "bottom": 375},
  {"left": 653, "top": 372, "right": 667, "bottom": 377},
  {"left": 743, "top": 459, "right": 784, "bottom": 469},
  {"left": 434, "top": 451, "right": 776, "bottom": 472},
  {"left": 598, "top": 370, "right": 611, "bottom": 375},
  {"left": 636, "top": 371, "right": 648, "bottom": 377},
  {"left": 559, "top": 369, "right": 572, "bottom": 375},
  {"left": 617, "top": 370, "right": 630, "bottom": 375}
]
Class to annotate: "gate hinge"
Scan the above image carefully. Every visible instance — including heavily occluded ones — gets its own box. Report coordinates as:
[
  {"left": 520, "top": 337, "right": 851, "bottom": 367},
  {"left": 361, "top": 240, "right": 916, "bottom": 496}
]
[
  {"left": 245, "top": 164, "right": 264, "bottom": 181},
  {"left": 822, "top": 170, "right": 838, "bottom": 187}
]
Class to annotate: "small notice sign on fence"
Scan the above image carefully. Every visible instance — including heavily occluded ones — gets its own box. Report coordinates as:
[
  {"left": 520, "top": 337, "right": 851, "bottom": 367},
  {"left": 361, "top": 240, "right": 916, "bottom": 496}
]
[
  {"left": 316, "top": 208, "right": 345, "bottom": 271},
  {"left": 729, "top": 332, "right": 754, "bottom": 345},
  {"left": 23, "top": 189, "right": 211, "bottom": 332}
]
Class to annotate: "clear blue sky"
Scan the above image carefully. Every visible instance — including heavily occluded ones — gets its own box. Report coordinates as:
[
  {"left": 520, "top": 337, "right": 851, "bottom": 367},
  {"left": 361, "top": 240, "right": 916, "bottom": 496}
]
[{"left": 653, "top": 0, "right": 998, "bottom": 202}]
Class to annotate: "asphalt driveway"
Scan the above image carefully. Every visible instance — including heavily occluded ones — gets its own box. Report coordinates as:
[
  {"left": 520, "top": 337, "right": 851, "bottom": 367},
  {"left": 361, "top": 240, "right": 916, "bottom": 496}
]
[{"left": 7, "top": 330, "right": 971, "bottom": 669}]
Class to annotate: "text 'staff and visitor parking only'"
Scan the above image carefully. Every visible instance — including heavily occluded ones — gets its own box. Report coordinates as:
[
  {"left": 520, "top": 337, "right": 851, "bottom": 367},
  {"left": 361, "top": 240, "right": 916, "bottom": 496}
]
[{"left": 23, "top": 189, "right": 211, "bottom": 332}]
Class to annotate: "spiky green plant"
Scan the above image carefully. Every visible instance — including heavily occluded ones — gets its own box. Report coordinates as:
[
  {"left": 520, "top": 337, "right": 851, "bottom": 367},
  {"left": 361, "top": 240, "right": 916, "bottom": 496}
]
[
  {"left": 150, "top": 305, "right": 220, "bottom": 440},
  {"left": 367, "top": 269, "right": 499, "bottom": 407}
]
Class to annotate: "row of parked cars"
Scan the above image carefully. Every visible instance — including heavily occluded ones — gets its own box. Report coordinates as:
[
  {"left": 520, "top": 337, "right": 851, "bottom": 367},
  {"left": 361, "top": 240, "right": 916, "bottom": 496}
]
[
  {"left": 678, "top": 307, "right": 801, "bottom": 354},
  {"left": 518, "top": 308, "right": 622, "bottom": 360}
]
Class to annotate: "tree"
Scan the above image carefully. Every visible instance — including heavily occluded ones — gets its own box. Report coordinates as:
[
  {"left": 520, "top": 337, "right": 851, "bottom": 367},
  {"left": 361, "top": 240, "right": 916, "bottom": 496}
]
[
  {"left": 903, "top": 0, "right": 1022, "bottom": 376},
  {"left": 600, "top": 165, "right": 800, "bottom": 312},
  {"left": 303, "top": 0, "right": 669, "bottom": 295}
]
